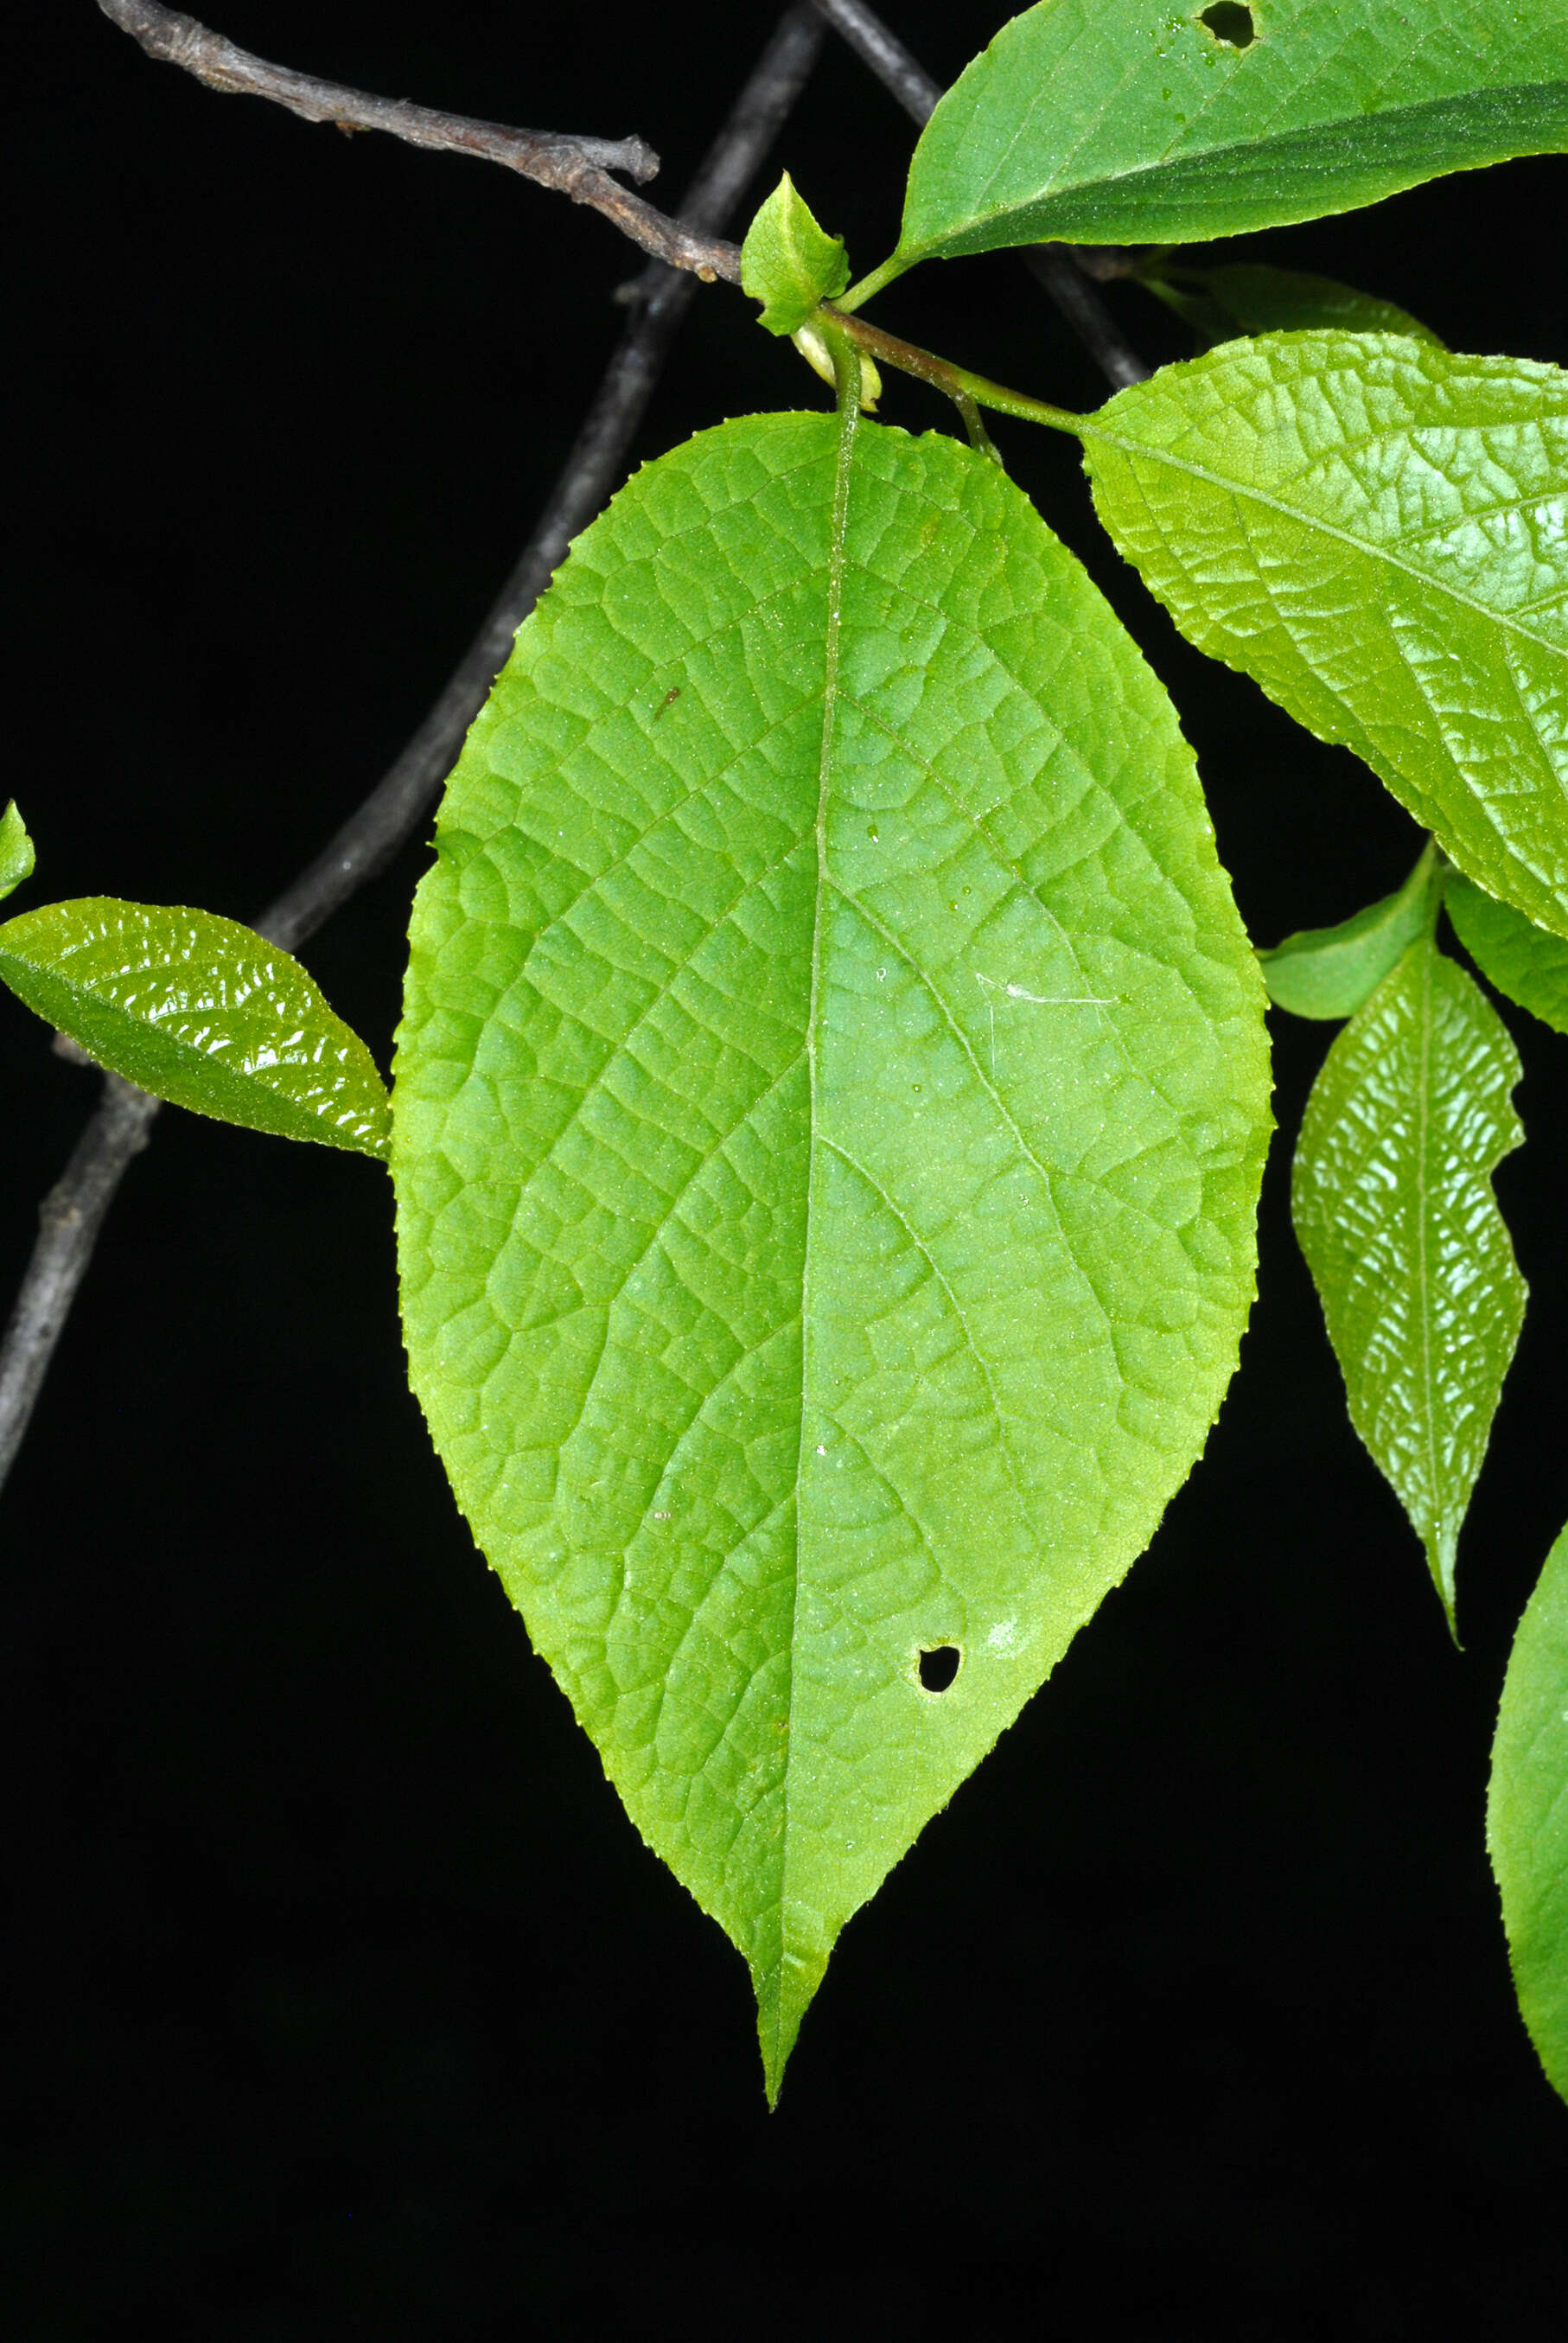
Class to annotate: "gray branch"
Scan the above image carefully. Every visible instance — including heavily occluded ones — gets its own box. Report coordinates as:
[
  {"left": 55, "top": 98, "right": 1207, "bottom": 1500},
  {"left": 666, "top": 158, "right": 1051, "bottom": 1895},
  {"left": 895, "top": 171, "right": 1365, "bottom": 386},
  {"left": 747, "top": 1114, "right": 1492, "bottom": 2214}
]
[
  {"left": 811, "top": 0, "right": 940, "bottom": 119},
  {"left": 812, "top": 0, "right": 1150, "bottom": 389},
  {"left": 95, "top": 0, "right": 745, "bottom": 284},
  {"left": 0, "top": 1079, "right": 160, "bottom": 1493},
  {"left": 0, "top": 4, "right": 825, "bottom": 1497}
]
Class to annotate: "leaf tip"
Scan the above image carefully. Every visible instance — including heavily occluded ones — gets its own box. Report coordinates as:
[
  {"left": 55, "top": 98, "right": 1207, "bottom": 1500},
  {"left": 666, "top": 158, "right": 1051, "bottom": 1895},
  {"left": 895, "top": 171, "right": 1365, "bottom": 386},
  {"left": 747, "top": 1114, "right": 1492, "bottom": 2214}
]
[
  {"left": 754, "top": 1947, "right": 826, "bottom": 2110},
  {"left": 1425, "top": 1528, "right": 1463, "bottom": 1648},
  {"left": 0, "top": 801, "right": 35, "bottom": 906}
]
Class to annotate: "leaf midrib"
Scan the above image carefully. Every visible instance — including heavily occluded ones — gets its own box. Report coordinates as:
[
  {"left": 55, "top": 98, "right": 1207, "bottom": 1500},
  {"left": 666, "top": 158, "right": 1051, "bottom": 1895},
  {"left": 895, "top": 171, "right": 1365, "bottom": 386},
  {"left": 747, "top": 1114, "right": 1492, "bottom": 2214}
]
[
  {"left": 905, "top": 76, "right": 1568, "bottom": 259},
  {"left": 1086, "top": 405, "right": 1568, "bottom": 666},
  {"left": 1411, "top": 942, "right": 1444, "bottom": 1593},
  {"left": 766, "top": 380, "right": 859, "bottom": 2081}
]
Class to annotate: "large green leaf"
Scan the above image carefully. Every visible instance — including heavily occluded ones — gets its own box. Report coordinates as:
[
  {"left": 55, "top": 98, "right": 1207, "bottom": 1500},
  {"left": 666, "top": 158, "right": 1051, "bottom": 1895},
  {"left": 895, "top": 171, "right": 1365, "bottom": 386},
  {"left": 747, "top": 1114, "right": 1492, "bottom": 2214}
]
[
  {"left": 888, "top": 0, "right": 1568, "bottom": 269},
  {"left": 393, "top": 409, "right": 1270, "bottom": 2098},
  {"left": 1445, "top": 871, "right": 1568, "bottom": 1037},
  {"left": 1291, "top": 936, "right": 1523, "bottom": 1628},
  {"left": 0, "top": 899, "right": 391, "bottom": 1158},
  {"left": 1081, "top": 335, "right": 1568, "bottom": 942},
  {"left": 1489, "top": 1519, "right": 1568, "bottom": 2107}
]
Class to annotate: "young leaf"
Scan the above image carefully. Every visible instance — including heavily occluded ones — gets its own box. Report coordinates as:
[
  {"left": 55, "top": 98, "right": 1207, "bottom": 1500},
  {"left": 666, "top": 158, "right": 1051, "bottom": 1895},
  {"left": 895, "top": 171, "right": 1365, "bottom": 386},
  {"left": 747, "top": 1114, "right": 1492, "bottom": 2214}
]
[
  {"left": 393, "top": 410, "right": 1271, "bottom": 2099},
  {"left": 1260, "top": 845, "right": 1438, "bottom": 1021},
  {"left": 1445, "top": 872, "right": 1568, "bottom": 1037},
  {"left": 0, "top": 899, "right": 391, "bottom": 1158},
  {"left": 0, "top": 801, "right": 35, "bottom": 903},
  {"left": 889, "top": 0, "right": 1568, "bottom": 268},
  {"left": 1145, "top": 264, "right": 1441, "bottom": 354},
  {"left": 1081, "top": 335, "right": 1568, "bottom": 943},
  {"left": 741, "top": 174, "right": 850, "bottom": 337},
  {"left": 1291, "top": 936, "right": 1524, "bottom": 1629},
  {"left": 1488, "top": 1520, "right": 1568, "bottom": 2108}
]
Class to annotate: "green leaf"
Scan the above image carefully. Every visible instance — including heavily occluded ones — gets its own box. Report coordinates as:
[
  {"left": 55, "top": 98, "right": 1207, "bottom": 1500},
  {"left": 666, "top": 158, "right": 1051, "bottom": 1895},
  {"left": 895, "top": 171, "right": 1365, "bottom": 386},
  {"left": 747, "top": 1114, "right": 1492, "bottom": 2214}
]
[
  {"left": 0, "top": 899, "right": 391, "bottom": 1158},
  {"left": 1259, "top": 844, "right": 1438, "bottom": 1021},
  {"left": 1146, "top": 263, "right": 1442, "bottom": 354},
  {"left": 1488, "top": 1520, "right": 1568, "bottom": 2108},
  {"left": 1081, "top": 335, "right": 1568, "bottom": 943},
  {"left": 890, "top": 0, "right": 1568, "bottom": 267},
  {"left": 393, "top": 410, "right": 1271, "bottom": 2099},
  {"left": 0, "top": 802, "right": 35, "bottom": 903},
  {"left": 1444, "top": 871, "right": 1568, "bottom": 1037},
  {"left": 1291, "top": 936, "right": 1523, "bottom": 1629},
  {"left": 741, "top": 173, "right": 851, "bottom": 336}
]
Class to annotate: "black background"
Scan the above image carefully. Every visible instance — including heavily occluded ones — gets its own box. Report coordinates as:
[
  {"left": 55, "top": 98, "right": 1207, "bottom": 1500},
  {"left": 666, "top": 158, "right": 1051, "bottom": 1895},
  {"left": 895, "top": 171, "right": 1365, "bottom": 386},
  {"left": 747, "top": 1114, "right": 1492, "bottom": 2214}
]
[{"left": 9, "top": 4, "right": 1568, "bottom": 2336}]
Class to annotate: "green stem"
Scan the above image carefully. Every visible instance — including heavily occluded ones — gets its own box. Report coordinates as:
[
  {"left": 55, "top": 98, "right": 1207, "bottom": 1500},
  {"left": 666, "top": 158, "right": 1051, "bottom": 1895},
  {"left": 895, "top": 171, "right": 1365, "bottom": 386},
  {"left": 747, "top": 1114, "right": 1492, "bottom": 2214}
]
[
  {"left": 834, "top": 254, "right": 908, "bottom": 316},
  {"left": 822, "top": 305, "right": 1087, "bottom": 439},
  {"left": 953, "top": 393, "right": 1001, "bottom": 463},
  {"left": 819, "top": 314, "right": 864, "bottom": 432}
]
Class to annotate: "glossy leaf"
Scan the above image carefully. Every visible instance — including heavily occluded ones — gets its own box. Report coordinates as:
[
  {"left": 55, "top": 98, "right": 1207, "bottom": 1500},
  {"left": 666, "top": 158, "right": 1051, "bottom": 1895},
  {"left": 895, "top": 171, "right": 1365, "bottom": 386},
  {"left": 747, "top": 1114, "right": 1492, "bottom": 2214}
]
[
  {"left": 1083, "top": 335, "right": 1568, "bottom": 943},
  {"left": 0, "top": 899, "right": 391, "bottom": 1158},
  {"left": 1445, "top": 871, "right": 1568, "bottom": 1037},
  {"left": 1291, "top": 936, "right": 1523, "bottom": 1628},
  {"left": 1488, "top": 1519, "right": 1568, "bottom": 2107},
  {"left": 393, "top": 410, "right": 1271, "bottom": 2098},
  {"left": 1145, "top": 264, "right": 1441, "bottom": 354},
  {"left": 0, "top": 802, "right": 34, "bottom": 903},
  {"left": 890, "top": 0, "right": 1568, "bottom": 267},
  {"left": 741, "top": 174, "right": 849, "bottom": 337},
  {"left": 1260, "top": 845, "right": 1438, "bottom": 1021}
]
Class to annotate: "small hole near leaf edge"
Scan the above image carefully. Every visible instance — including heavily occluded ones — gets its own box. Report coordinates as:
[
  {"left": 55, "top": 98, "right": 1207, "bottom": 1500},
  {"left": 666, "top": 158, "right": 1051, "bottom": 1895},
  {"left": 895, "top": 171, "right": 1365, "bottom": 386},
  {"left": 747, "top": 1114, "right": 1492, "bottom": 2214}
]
[{"left": 917, "top": 1645, "right": 962, "bottom": 1694}]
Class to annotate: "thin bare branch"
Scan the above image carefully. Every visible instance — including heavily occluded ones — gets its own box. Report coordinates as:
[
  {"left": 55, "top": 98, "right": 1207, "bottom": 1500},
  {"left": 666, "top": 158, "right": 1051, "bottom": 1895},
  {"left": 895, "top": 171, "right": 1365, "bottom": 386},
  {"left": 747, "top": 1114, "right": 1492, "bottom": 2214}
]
[
  {"left": 812, "top": 0, "right": 940, "bottom": 119},
  {"left": 258, "top": 3, "right": 824, "bottom": 953},
  {"left": 0, "top": 7, "right": 824, "bottom": 1497},
  {"left": 0, "top": 1079, "right": 161, "bottom": 1494},
  {"left": 94, "top": 0, "right": 744, "bottom": 284},
  {"left": 813, "top": 0, "right": 1150, "bottom": 389},
  {"left": 1022, "top": 247, "right": 1150, "bottom": 390}
]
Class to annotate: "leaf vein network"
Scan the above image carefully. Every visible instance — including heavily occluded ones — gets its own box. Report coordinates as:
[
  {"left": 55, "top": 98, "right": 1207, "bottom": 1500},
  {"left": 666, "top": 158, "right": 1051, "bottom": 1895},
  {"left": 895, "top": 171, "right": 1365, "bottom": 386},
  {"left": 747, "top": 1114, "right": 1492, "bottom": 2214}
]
[{"left": 818, "top": 1133, "right": 1041, "bottom": 1540}]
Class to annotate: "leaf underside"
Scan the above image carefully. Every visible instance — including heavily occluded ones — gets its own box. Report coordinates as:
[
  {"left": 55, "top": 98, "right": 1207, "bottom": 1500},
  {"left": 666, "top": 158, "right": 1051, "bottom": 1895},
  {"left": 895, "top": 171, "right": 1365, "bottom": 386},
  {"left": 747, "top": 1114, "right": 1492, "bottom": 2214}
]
[
  {"left": 1291, "top": 937, "right": 1523, "bottom": 1626},
  {"left": 1084, "top": 335, "right": 1568, "bottom": 942},
  {"left": 393, "top": 412, "right": 1270, "bottom": 2098},
  {"left": 1259, "top": 846, "right": 1438, "bottom": 1021},
  {"left": 1444, "top": 872, "right": 1568, "bottom": 1037},
  {"left": 0, "top": 899, "right": 392, "bottom": 1157},
  {"left": 1147, "top": 264, "right": 1442, "bottom": 355},
  {"left": 896, "top": 0, "right": 1568, "bottom": 264},
  {"left": 1488, "top": 1519, "right": 1568, "bottom": 2107}
]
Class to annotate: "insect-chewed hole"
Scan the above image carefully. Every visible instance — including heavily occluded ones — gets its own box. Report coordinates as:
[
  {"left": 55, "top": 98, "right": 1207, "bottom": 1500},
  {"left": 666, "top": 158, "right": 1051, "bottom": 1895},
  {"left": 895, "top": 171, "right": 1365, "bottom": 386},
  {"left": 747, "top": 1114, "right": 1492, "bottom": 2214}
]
[
  {"left": 917, "top": 1644, "right": 962, "bottom": 1694},
  {"left": 1198, "top": 3, "right": 1257, "bottom": 47}
]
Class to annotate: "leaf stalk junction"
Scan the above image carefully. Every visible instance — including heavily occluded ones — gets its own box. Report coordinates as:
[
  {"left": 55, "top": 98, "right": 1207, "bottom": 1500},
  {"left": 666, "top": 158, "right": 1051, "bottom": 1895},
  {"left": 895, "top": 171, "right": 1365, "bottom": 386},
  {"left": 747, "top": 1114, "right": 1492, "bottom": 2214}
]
[{"left": 823, "top": 303, "right": 1087, "bottom": 444}]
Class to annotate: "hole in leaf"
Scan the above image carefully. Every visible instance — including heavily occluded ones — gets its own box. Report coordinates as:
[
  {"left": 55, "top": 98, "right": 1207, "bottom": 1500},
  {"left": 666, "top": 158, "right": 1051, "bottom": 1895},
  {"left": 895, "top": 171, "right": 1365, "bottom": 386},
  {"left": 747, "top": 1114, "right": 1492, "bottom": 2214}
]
[
  {"left": 917, "top": 1645, "right": 961, "bottom": 1694},
  {"left": 1198, "top": 3, "right": 1256, "bottom": 47}
]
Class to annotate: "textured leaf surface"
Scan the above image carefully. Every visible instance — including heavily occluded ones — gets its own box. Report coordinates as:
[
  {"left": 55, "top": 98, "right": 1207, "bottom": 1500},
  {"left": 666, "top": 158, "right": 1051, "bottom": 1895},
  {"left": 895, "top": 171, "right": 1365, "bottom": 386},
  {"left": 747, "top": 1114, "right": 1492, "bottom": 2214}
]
[
  {"left": 0, "top": 802, "right": 34, "bottom": 903},
  {"left": 1489, "top": 1519, "right": 1568, "bottom": 2106},
  {"left": 393, "top": 411, "right": 1270, "bottom": 2095},
  {"left": 893, "top": 0, "right": 1568, "bottom": 265},
  {"left": 741, "top": 175, "right": 849, "bottom": 337},
  {"left": 1291, "top": 937, "right": 1523, "bottom": 1625},
  {"left": 1260, "top": 845, "right": 1437, "bottom": 1020},
  {"left": 1445, "top": 871, "right": 1568, "bottom": 1037},
  {"left": 1146, "top": 264, "right": 1441, "bottom": 354},
  {"left": 1083, "top": 335, "right": 1568, "bottom": 942},
  {"left": 0, "top": 899, "right": 391, "bottom": 1157}
]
